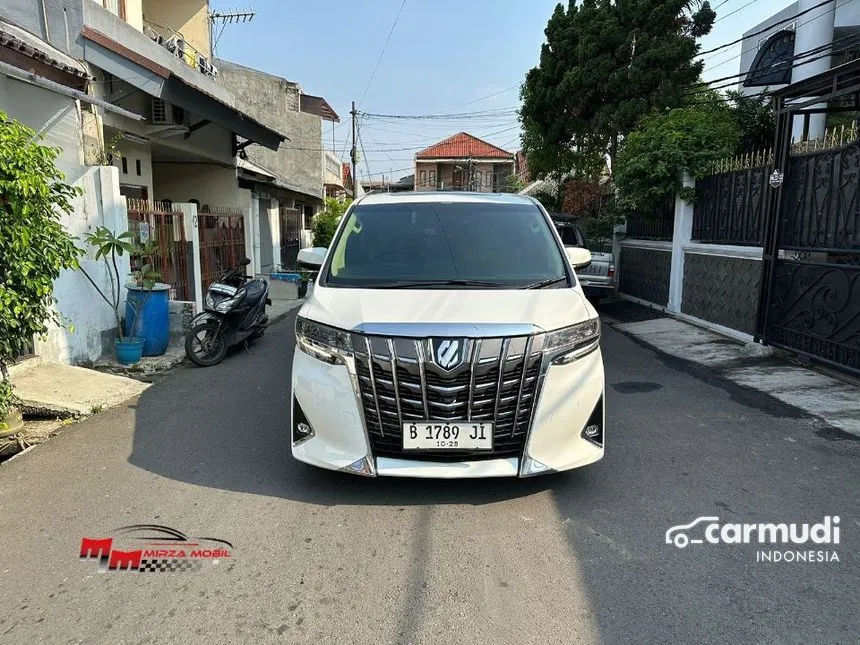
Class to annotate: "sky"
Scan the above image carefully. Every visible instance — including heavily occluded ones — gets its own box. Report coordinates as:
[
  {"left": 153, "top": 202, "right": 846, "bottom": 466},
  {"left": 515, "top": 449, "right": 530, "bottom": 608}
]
[{"left": 210, "top": 0, "right": 795, "bottom": 182}]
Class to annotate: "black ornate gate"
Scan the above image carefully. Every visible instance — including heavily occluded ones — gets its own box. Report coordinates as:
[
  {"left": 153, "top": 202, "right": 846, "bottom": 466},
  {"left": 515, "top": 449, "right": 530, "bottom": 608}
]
[{"left": 759, "top": 140, "right": 860, "bottom": 374}]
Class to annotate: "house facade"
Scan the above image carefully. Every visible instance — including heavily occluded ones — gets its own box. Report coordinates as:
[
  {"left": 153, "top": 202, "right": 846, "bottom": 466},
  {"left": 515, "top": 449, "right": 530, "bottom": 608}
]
[
  {"left": 414, "top": 132, "right": 515, "bottom": 192},
  {"left": 215, "top": 59, "right": 341, "bottom": 272},
  {"left": 736, "top": 0, "right": 860, "bottom": 138},
  {"left": 1, "top": 0, "right": 286, "bottom": 365}
]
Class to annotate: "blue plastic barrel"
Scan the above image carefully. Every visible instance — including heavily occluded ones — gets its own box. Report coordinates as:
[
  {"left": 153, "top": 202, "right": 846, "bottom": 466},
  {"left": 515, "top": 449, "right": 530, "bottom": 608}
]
[{"left": 124, "top": 283, "right": 170, "bottom": 356}]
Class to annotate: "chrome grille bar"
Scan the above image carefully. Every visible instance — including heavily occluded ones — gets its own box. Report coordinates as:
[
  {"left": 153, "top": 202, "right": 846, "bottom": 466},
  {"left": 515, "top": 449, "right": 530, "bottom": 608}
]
[
  {"left": 512, "top": 336, "right": 534, "bottom": 437},
  {"left": 467, "top": 339, "right": 481, "bottom": 421},
  {"left": 364, "top": 337, "right": 384, "bottom": 437},
  {"left": 387, "top": 339, "right": 404, "bottom": 427},
  {"left": 493, "top": 338, "right": 511, "bottom": 426},
  {"left": 415, "top": 340, "right": 429, "bottom": 419}
]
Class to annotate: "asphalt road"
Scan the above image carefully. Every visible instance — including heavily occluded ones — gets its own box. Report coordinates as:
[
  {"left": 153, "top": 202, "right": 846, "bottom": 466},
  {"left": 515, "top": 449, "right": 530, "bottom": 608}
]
[{"left": 1, "top": 311, "right": 858, "bottom": 645}]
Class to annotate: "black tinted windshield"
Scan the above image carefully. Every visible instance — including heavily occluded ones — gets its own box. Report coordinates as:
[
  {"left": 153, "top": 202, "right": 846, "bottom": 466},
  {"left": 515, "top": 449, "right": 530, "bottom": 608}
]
[{"left": 322, "top": 201, "right": 569, "bottom": 288}]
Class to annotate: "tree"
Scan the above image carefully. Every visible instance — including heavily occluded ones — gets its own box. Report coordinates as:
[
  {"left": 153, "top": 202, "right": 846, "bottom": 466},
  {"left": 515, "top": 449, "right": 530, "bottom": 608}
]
[
  {"left": 725, "top": 90, "right": 776, "bottom": 153},
  {"left": 311, "top": 197, "right": 352, "bottom": 248},
  {"left": 0, "top": 112, "right": 82, "bottom": 426},
  {"left": 520, "top": 0, "right": 716, "bottom": 179},
  {"left": 613, "top": 103, "right": 739, "bottom": 214}
]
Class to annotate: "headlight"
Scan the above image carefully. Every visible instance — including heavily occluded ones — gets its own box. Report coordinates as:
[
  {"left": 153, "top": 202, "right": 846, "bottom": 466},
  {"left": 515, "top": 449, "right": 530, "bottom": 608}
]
[
  {"left": 545, "top": 318, "right": 600, "bottom": 364},
  {"left": 295, "top": 316, "right": 353, "bottom": 364},
  {"left": 214, "top": 288, "right": 246, "bottom": 312}
]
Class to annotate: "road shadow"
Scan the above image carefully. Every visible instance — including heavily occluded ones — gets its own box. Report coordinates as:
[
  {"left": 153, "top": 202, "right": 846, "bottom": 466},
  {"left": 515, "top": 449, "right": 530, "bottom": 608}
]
[
  {"left": 550, "top": 317, "right": 860, "bottom": 644},
  {"left": 127, "top": 311, "right": 561, "bottom": 506}
]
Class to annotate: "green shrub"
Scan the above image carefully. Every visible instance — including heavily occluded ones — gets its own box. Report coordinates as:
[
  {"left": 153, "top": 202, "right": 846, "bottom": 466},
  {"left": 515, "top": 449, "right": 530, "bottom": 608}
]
[{"left": 0, "top": 112, "right": 82, "bottom": 421}]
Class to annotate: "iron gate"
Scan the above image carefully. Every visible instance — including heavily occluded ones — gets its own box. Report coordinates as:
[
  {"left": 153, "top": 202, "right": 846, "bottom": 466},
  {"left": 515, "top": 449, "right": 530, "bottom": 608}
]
[
  {"left": 197, "top": 207, "right": 246, "bottom": 295},
  {"left": 279, "top": 207, "right": 301, "bottom": 268},
  {"left": 758, "top": 140, "right": 860, "bottom": 374},
  {"left": 127, "top": 199, "right": 192, "bottom": 301}
]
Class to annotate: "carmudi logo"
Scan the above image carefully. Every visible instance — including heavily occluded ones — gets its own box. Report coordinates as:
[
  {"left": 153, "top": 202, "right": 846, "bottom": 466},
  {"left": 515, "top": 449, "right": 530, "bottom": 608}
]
[{"left": 665, "top": 516, "right": 841, "bottom": 563}]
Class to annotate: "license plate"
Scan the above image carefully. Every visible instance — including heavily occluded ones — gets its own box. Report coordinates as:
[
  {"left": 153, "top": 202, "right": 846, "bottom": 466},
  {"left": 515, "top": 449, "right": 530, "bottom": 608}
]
[
  {"left": 578, "top": 264, "right": 603, "bottom": 275},
  {"left": 402, "top": 422, "right": 493, "bottom": 450}
]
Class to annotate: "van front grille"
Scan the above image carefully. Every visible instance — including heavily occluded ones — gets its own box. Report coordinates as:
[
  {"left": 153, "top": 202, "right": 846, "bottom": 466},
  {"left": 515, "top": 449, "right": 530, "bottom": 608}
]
[{"left": 351, "top": 332, "right": 545, "bottom": 461}]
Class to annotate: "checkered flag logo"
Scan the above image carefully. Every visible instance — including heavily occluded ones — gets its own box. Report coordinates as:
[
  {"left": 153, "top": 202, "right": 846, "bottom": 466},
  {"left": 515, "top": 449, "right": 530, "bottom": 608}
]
[{"left": 138, "top": 559, "right": 203, "bottom": 573}]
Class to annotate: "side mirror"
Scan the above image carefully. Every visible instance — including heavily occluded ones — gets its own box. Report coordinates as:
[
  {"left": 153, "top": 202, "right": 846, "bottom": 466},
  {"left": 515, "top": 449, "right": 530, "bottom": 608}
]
[
  {"left": 240, "top": 257, "right": 251, "bottom": 266},
  {"left": 297, "top": 247, "right": 327, "bottom": 270},
  {"left": 565, "top": 246, "right": 592, "bottom": 269}
]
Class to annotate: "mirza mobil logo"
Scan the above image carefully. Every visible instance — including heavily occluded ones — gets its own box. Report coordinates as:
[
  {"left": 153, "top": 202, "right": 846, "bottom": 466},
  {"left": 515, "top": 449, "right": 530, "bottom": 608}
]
[
  {"left": 79, "top": 524, "right": 233, "bottom": 573},
  {"left": 666, "top": 516, "right": 841, "bottom": 563}
]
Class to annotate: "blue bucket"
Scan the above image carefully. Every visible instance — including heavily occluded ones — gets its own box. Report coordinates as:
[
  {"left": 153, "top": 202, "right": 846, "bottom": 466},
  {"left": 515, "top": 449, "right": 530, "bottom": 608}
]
[
  {"left": 115, "top": 338, "right": 144, "bottom": 365},
  {"left": 124, "top": 284, "right": 170, "bottom": 356}
]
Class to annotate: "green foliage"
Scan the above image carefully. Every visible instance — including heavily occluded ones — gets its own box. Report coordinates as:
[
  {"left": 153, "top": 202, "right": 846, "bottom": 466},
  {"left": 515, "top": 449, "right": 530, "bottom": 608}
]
[
  {"left": 505, "top": 174, "right": 525, "bottom": 193},
  {"left": 78, "top": 227, "right": 161, "bottom": 341},
  {"left": 532, "top": 189, "right": 562, "bottom": 213},
  {"left": 614, "top": 104, "right": 739, "bottom": 214},
  {"left": 725, "top": 90, "right": 776, "bottom": 154},
  {"left": 0, "top": 111, "right": 83, "bottom": 419},
  {"left": 312, "top": 197, "right": 352, "bottom": 248},
  {"left": 520, "top": 0, "right": 716, "bottom": 179}
]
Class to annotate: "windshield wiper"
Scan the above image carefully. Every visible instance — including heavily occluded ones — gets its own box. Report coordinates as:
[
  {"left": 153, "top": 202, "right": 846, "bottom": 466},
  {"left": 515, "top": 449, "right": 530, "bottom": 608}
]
[
  {"left": 525, "top": 277, "right": 569, "bottom": 289},
  {"left": 372, "top": 279, "right": 505, "bottom": 289}
]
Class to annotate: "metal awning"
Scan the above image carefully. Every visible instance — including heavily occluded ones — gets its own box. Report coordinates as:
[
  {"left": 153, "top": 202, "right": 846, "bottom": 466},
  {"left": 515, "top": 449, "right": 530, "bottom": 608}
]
[
  {"left": 82, "top": 27, "right": 286, "bottom": 151},
  {"left": 771, "top": 56, "right": 860, "bottom": 112}
]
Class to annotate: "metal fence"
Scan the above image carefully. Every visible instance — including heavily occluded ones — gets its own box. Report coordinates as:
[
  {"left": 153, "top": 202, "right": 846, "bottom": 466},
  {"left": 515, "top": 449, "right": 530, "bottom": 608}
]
[
  {"left": 127, "top": 199, "right": 192, "bottom": 301},
  {"left": 624, "top": 194, "right": 674, "bottom": 240},
  {"left": 693, "top": 164, "right": 771, "bottom": 246},
  {"left": 197, "top": 206, "right": 246, "bottom": 294},
  {"left": 279, "top": 207, "right": 301, "bottom": 268}
]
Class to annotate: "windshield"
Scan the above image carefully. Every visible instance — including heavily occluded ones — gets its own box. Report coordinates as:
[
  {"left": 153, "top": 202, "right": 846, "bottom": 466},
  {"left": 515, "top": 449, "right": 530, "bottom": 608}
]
[{"left": 322, "top": 201, "right": 569, "bottom": 288}]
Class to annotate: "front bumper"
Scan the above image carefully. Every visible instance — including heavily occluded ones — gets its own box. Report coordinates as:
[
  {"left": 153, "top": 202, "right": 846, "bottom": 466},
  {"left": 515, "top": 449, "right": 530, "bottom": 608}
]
[{"left": 290, "top": 345, "right": 605, "bottom": 479}]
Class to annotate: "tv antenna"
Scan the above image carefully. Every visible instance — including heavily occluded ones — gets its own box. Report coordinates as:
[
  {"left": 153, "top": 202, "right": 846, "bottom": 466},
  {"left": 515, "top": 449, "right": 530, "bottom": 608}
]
[{"left": 210, "top": 8, "right": 255, "bottom": 54}]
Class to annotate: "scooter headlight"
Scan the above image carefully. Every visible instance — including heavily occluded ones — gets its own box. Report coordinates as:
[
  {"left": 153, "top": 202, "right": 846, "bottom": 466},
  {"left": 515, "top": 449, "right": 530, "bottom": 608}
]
[
  {"left": 214, "top": 287, "right": 247, "bottom": 312},
  {"left": 295, "top": 316, "right": 353, "bottom": 365},
  {"left": 545, "top": 317, "right": 601, "bottom": 364}
]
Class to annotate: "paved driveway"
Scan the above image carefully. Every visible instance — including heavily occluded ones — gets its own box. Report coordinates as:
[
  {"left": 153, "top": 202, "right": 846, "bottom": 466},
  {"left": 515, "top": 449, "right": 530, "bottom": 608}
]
[{"left": 1, "top": 312, "right": 857, "bottom": 644}]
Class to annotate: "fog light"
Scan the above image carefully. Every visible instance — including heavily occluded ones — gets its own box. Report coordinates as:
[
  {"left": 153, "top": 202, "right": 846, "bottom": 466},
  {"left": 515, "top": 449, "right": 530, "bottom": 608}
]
[
  {"left": 581, "top": 397, "right": 604, "bottom": 447},
  {"left": 292, "top": 396, "right": 315, "bottom": 446}
]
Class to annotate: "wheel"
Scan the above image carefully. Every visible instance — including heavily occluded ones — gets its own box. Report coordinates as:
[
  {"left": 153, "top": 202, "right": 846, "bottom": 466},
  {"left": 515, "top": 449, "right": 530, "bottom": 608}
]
[{"left": 185, "top": 322, "right": 227, "bottom": 367}]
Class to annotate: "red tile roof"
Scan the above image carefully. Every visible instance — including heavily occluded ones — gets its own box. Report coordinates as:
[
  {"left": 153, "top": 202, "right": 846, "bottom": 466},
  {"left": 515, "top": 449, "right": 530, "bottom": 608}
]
[{"left": 416, "top": 132, "right": 514, "bottom": 160}]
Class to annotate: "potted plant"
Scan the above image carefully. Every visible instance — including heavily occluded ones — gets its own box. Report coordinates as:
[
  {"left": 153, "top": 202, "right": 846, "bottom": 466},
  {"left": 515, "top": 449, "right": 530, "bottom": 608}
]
[
  {"left": 78, "top": 228, "right": 161, "bottom": 365},
  {"left": 0, "top": 111, "right": 82, "bottom": 436}
]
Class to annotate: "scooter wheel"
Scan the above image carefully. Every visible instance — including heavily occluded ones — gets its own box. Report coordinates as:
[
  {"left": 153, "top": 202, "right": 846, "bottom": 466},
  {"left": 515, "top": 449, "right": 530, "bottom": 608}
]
[{"left": 185, "top": 322, "right": 227, "bottom": 367}]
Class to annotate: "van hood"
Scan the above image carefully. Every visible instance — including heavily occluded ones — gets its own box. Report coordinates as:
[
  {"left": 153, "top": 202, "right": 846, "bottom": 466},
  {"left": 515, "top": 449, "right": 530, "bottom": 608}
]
[{"left": 299, "top": 285, "right": 595, "bottom": 334}]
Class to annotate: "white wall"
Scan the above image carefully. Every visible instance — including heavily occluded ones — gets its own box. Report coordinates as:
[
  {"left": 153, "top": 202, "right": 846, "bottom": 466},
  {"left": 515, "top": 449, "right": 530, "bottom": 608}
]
[
  {"left": 114, "top": 139, "right": 154, "bottom": 197},
  {"left": 151, "top": 162, "right": 243, "bottom": 206},
  {"left": 2, "top": 75, "right": 134, "bottom": 364},
  {"left": 42, "top": 166, "right": 131, "bottom": 364}
]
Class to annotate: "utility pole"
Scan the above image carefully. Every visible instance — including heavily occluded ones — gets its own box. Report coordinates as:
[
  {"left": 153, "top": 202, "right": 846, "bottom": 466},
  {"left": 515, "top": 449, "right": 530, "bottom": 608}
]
[{"left": 350, "top": 101, "right": 358, "bottom": 198}]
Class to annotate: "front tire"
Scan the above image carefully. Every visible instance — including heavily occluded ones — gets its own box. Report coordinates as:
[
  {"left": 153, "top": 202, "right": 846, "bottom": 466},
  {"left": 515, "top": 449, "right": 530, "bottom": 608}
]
[{"left": 185, "top": 322, "right": 227, "bottom": 367}]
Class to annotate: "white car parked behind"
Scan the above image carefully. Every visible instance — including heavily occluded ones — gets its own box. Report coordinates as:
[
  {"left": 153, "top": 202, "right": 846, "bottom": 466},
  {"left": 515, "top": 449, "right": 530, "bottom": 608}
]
[{"left": 291, "top": 191, "right": 605, "bottom": 478}]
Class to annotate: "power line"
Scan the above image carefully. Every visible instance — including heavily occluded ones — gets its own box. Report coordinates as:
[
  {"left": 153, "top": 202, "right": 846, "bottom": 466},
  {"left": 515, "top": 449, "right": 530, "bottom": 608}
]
[
  {"left": 703, "top": 0, "right": 849, "bottom": 73},
  {"left": 357, "top": 0, "right": 408, "bottom": 108},
  {"left": 360, "top": 107, "right": 518, "bottom": 120},
  {"left": 715, "top": 0, "right": 759, "bottom": 23},
  {"left": 698, "top": 0, "right": 835, "bottom": 57},
  {"left": 689, "top": 33, "right": 859, "bottom": 95}
]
